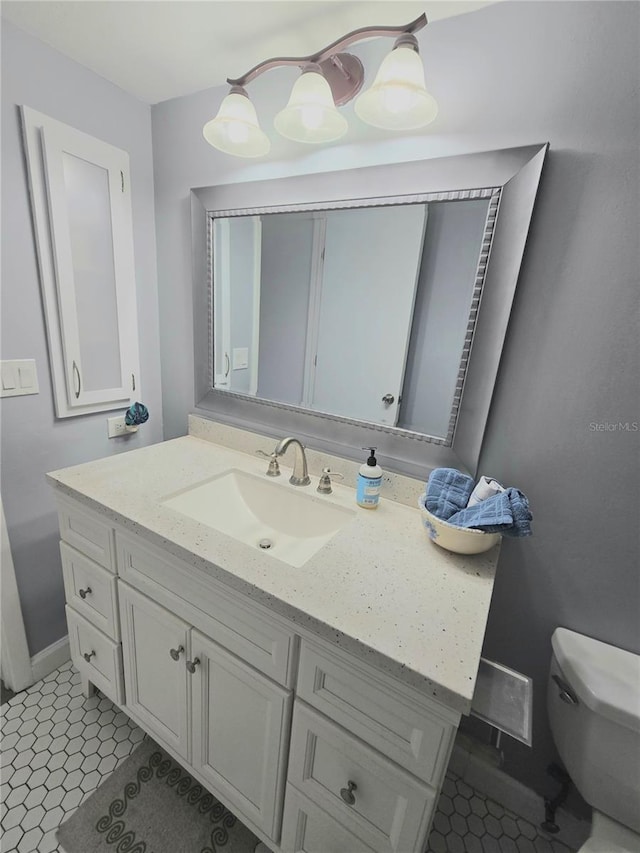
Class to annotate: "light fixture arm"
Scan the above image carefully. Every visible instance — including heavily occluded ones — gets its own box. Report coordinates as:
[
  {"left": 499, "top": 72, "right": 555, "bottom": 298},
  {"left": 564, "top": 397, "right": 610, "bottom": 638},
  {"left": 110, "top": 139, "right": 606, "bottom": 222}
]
[{"left": 226, "top": 14, "right": 427, "bottom": 88}]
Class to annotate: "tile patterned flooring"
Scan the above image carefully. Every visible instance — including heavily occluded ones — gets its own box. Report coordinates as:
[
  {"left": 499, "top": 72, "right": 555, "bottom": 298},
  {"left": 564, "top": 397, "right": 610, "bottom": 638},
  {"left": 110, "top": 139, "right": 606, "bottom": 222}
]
[{"left": 0, "top": 662, "right": 576, "bottom": 853}]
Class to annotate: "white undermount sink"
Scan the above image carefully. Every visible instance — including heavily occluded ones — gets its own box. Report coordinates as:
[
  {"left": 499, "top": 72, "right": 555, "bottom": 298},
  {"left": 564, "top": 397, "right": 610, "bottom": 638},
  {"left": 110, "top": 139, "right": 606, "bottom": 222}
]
[{"left": 162, "top": 469, "right": 356, "bottom": 567}]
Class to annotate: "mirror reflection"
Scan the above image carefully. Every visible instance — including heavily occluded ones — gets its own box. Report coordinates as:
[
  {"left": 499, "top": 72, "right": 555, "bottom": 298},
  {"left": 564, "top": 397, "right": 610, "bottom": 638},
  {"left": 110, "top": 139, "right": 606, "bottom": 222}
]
[{"left": 212, "top": 196, "right": 491, "bottom": 441}]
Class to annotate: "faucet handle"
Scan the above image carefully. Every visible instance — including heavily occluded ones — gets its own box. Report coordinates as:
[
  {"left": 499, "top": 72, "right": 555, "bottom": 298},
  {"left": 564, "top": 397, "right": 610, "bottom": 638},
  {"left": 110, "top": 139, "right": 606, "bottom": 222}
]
[
  {"left": 317, "top": 467, "right": 344, "bottom": 494},
  {"left": 256, "top": 450, "right": 281, "bottom": 477}
]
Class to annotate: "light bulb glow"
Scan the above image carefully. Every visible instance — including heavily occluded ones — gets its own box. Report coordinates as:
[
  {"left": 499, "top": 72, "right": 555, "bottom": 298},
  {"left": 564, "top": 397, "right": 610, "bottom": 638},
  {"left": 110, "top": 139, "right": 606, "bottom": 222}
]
[
  {"left": 300, "top": 104, "right": 324, "bottom": 130},
  {"left": 227, "top": 122, "right": 250, "bottom": 143}
]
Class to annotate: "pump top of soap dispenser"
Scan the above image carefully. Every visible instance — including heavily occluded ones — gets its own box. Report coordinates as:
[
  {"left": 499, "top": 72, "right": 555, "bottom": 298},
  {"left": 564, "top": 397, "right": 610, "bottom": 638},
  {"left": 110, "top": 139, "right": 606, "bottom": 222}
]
[{"left": 363, "top": 447, "right": 378, "bottom": 467}]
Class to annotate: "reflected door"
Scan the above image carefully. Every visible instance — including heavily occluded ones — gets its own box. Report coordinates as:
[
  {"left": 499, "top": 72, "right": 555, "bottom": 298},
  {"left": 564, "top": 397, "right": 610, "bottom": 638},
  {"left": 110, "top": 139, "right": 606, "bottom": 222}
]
[{"left": 310, "top": 206, "right": 427, "bottom": 425}]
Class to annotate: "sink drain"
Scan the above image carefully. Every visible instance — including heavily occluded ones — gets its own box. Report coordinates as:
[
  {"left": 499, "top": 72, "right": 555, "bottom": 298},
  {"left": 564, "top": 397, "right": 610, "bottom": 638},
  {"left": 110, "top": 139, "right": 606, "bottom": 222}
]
[{"left": 258, "top": 538, "right": 274, "bottom": 550}]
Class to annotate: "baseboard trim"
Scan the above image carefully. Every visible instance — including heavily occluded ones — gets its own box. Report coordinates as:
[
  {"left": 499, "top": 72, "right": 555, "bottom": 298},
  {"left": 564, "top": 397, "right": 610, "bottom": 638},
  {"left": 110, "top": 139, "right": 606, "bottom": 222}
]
[
  {"left": 450, "top": 737, "right": 591, "bottom": 851},
  {"left": 31, "top": 635, "right": 70, "bottom": 682}
]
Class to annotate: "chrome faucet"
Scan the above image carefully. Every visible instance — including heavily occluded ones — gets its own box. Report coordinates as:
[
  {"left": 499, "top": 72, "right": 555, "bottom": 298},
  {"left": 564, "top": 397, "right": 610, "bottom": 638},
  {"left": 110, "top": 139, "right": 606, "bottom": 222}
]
[{"left": 274, "top": 437, "right": 310, "bottom": 486}]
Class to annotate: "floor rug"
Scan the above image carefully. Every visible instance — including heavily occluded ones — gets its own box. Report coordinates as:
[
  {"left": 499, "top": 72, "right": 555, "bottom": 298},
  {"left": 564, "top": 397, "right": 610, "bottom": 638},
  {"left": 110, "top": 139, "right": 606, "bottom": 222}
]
[{"left": 57, "top": 737, "right": 261, "bottom": 853}]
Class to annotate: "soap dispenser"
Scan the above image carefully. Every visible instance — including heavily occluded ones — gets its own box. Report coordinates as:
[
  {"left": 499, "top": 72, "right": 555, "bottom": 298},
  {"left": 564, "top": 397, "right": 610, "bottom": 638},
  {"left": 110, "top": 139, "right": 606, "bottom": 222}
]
[{"left": 356, "top": 447, "right": 383, "bottom": 509}]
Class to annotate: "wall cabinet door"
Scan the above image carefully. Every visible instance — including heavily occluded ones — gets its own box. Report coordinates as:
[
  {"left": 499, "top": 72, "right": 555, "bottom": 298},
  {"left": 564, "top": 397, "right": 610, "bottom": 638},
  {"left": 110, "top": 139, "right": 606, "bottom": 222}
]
[
  {"left": 119, "top": 583, "right": 191, "bottom": 760},
  {"left": 21, "top": 106, "right": 141, "bottom": 417},
  {"left": 191, "top": 629, "right": 292, "bottom": 841}
]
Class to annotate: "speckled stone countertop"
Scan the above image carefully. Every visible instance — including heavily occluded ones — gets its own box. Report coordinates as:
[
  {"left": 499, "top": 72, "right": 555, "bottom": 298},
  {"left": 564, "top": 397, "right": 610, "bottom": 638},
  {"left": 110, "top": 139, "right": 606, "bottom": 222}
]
[{"left": 47, "top": 429, "right": 499, "bottom": 715}]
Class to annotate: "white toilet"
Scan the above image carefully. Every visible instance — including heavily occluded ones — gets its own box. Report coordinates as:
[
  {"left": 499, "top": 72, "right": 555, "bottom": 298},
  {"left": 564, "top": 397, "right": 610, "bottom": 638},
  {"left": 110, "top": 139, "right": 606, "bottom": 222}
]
[{"left": 548, "top": 627, "right": 640, "bottom": 853}]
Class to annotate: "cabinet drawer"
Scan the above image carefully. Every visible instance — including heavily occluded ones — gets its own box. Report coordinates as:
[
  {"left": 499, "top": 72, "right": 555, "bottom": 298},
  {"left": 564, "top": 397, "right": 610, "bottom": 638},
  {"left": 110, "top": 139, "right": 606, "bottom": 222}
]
[
  {"left": 288, "top": 703, "right": 436, "bottom": 853},
  {"left": 117, "top": 533, "right": 296, "bottom": 687},
  {"left": 281, "top": 785, "right": 376, "bottom": 853},
  {"left": 66, "top": 606, "right": 123, "bottom": 705},
  {"left": 61, "top": 542, "right": 120, "bottom": 640},
  {"left": 297, "top": 640, "right": 456, "bottom": 785},
  {"left": 57, "top": 497, "right": 115, "bottom": 572}
]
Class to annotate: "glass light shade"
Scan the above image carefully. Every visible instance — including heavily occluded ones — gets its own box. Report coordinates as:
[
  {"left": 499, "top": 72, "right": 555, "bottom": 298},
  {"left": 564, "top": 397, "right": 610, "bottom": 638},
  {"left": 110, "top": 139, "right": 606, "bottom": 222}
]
[
  {"left": 355, "top": 46, "right": 438, "bottom": 131},
  {"left": 203, "top": 91, "right": 270, "bottom": 158},
  {"left": 274, "top": 70, "right": 347, "bottom": 144}
]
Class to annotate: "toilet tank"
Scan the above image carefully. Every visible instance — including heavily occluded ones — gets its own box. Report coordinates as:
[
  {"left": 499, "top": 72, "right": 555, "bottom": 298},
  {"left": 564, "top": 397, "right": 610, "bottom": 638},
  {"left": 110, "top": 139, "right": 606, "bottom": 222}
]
[{"left": 548, "top": 628, "right": 640, "bottom": 834}]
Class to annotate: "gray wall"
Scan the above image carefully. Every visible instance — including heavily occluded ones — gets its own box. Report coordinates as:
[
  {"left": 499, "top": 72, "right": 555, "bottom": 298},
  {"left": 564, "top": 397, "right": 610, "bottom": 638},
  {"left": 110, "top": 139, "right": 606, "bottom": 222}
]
[
  {"left": 0, "top": 21, "right": 163, "bottom": 656},
  {"left": 151, "top": 0, "right": 639, "bottom": 799}
]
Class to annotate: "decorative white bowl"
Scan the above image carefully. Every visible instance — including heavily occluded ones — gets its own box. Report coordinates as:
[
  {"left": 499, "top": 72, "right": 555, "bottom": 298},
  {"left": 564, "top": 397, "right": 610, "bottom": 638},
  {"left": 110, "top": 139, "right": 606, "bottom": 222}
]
[{"left": 418, "top": 496, "right": 501, "bottom": 555}]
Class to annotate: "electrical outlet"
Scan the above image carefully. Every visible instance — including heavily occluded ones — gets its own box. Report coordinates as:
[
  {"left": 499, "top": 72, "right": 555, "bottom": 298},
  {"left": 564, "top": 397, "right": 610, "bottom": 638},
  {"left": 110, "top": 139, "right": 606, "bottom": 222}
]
[{"left": 107, "top": 415, "right": 138, "bottom": 438}]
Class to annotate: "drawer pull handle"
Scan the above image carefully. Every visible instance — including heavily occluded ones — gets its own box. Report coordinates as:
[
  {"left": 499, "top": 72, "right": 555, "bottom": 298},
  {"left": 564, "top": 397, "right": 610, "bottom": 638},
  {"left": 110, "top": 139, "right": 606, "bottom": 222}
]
[
  {"left": 169, "top": 645, "right": 184, "bottom": 661},
  {"left": 78, "top": 586, "right": 92, "bottom": 599},
  {"left": 83, "top": 650, "right": 96, "bottom": 663},
  {"left": 340, "top": 780, "right": 357, "bottom": 805},
  {"left": 186, "top": 658, "right": 200, "bottom": 674}
]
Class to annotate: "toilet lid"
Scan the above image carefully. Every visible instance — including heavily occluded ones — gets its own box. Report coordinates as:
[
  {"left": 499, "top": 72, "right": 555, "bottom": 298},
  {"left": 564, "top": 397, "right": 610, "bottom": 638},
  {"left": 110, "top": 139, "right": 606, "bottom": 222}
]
[{"left": 552, "top": 628, "right": 640, "bottom": 733}]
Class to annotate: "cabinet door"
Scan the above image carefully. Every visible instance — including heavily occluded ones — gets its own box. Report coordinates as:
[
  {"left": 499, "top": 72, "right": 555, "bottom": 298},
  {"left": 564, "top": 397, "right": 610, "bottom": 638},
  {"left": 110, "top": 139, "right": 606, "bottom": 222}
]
[
  {"left": 21, "top": 106, "right": 141, "bottom": 417},
  {"left": 119, "top": 583, "right": 190, "bottom": 760},
  {"left": 191, "top": 630, "right": 292, "bottom": 841}
]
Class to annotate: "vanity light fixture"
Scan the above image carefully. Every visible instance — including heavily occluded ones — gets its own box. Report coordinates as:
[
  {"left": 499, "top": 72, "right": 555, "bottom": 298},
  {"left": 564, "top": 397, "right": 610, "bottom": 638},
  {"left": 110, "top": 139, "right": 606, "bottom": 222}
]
[{"left": 203, "top": 14, "right": 437, "bottom": 157}]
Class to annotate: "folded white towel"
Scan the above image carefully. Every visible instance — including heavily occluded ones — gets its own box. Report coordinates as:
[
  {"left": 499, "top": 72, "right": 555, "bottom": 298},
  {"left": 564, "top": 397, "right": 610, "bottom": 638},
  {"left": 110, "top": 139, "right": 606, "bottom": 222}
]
[{"left": 467, "top": 476, "right": 504, "bottom": 507}]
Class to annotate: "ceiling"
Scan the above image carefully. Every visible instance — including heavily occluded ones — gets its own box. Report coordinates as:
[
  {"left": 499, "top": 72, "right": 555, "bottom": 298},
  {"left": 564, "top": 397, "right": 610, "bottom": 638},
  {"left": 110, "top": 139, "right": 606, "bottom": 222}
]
[{"left": 2, "top": 1, "right": 497, "bottom": 104}]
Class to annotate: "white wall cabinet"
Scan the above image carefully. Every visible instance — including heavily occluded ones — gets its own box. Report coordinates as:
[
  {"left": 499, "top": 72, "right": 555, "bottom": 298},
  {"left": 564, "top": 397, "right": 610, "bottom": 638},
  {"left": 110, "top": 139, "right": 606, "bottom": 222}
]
[
  {"left": 21, "top": 107, "right": 141, "bottom": 418},
  {"left": 57, "top": 495, "right": 460, "bottom": 851}
]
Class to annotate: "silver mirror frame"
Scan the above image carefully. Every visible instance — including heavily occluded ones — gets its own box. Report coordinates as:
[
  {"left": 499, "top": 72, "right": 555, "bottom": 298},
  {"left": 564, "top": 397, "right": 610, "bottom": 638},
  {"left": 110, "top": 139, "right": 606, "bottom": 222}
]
[{"left": 191, "top": 143, "right": 548, "bottom": 477}]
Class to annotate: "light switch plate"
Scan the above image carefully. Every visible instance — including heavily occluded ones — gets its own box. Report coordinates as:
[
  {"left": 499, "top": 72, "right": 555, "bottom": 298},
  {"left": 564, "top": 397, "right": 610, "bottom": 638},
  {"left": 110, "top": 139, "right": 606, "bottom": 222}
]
[{"left": 0, "top": 360, "right": 39, "bottom": 397}]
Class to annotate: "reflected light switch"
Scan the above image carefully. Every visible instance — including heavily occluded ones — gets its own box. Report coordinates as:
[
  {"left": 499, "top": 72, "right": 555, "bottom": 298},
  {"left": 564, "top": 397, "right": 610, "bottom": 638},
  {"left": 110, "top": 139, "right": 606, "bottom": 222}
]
[{"left": 232, "top": 347, "right": 249, "bottom": 370}]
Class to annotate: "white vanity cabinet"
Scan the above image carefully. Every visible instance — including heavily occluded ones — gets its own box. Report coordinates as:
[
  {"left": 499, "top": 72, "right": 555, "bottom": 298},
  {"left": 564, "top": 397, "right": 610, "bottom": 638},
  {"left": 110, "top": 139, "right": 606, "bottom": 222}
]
[{"left": 55, "top": 493, "right": 463, "bottom": 852}]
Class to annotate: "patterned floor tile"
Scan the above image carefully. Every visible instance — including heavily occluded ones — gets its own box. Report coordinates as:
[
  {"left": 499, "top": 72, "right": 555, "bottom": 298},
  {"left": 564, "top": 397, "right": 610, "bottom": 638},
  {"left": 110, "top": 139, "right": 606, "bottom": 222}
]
[
  {"left": 1, "top": 662, "right": 578, "bottom": 853},
  {"left": 426, "top": 772, "right": 577, "bottom": 853},
  {"left": 0, "top": 661, "right": 143, "bottom": 853}
]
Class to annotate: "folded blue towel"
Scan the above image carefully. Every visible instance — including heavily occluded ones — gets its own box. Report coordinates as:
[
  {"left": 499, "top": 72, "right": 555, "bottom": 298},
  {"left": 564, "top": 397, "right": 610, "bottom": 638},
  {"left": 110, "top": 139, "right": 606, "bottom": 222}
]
[
  {"left": 426, "top": 468, "right": 475, "bottom": 521},
  {"left": 448, "top": 488, "right": 532, "bottom": 537}
]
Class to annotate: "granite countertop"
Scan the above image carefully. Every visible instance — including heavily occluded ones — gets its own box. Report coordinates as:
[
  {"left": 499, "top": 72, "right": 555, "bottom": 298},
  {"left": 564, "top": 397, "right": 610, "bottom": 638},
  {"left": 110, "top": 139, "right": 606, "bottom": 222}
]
[{"left": 47, "top": 433, "right": 499, "bottom": 715}]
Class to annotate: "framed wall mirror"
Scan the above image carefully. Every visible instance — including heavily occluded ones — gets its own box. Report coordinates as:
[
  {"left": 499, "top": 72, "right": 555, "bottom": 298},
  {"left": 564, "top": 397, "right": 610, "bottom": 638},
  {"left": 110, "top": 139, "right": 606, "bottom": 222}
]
[{"left": 191, "top": 143, "right": 547, "bottom": 477}]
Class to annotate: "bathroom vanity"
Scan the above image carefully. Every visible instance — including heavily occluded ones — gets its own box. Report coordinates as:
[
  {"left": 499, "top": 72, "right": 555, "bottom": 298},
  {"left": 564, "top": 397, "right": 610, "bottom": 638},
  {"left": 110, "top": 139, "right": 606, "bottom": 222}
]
[{"left": 48, "top": 419, "right": 499, "bottom": 853}]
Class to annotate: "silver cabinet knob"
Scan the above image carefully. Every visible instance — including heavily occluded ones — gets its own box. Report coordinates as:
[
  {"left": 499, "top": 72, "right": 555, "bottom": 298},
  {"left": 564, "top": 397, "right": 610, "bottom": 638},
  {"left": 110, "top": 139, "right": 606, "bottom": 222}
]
[
  {"left": 186, "top": 658, "right": 200, "bottom": 674},
  {"left": 78, "top": 586, "right": 92, "bottom": 599},
  {"left": 381, "top": 394, "right": 395, "bottom": 405},
  {"left": 339, "top": 780, "right": 357, "bottom": 805},
  {"left": 83, "top": 650, "right": 95, "bottom": 662},
  {"left": 169, "top": 645, "right": 184, "bottom": 661}
]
